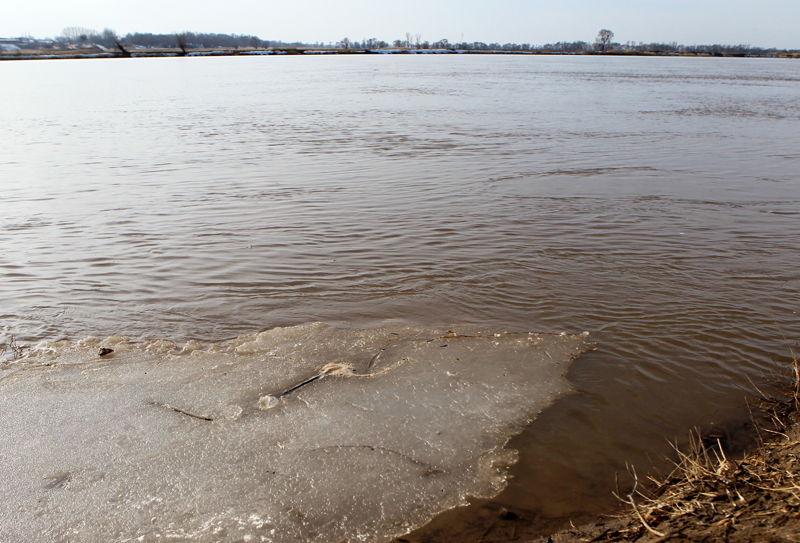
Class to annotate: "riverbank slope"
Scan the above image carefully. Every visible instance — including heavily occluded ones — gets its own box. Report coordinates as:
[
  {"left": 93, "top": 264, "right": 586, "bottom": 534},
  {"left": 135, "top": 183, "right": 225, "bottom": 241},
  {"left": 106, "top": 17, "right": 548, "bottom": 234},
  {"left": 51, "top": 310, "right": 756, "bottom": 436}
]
[{"left": 534, "top": 351, "right": 800, "bottom": 543}]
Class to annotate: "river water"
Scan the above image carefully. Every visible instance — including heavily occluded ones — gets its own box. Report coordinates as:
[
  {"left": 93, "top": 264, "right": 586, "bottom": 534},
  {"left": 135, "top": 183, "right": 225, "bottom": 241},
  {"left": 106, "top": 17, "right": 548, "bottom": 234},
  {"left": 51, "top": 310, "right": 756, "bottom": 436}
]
[{"left": 2, "top": 54, "right": 799, "bottom": 539}]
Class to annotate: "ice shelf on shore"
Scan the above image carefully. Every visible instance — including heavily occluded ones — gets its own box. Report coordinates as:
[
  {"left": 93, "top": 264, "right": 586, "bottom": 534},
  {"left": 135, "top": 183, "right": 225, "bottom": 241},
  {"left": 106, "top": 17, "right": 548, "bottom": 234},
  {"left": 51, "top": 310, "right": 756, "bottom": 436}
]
[{"left": 0, "top": 322, "right": 591, "bottom": 542}]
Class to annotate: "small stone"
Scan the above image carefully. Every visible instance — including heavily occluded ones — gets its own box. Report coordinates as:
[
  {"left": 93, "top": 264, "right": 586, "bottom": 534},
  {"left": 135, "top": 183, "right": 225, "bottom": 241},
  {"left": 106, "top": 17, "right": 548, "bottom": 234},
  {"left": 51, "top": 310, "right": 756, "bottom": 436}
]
[
  {"left": 499, "top": 508, "right": 519, "bottom": 520},
  {"left": 99, "top": 348, "right": 114, "bottom": 357}
]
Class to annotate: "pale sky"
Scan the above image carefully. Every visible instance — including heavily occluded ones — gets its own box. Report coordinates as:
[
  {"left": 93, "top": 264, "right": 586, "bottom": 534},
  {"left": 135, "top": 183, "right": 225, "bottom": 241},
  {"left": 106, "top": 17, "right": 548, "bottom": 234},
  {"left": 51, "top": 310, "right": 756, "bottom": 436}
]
[{"left": 3, "top": 0, "right": 798, "bottom": 49}]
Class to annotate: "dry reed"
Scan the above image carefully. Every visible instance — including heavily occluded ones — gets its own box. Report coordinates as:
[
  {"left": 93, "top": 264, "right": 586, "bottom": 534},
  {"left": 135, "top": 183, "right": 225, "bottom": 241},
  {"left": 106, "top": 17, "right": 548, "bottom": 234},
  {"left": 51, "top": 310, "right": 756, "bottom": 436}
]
[
  {"left": 0, "top": 334, "right": 25, "bottom": 361},
  {"left": 606, "top": 340, "right": 800, "bottom": 541}
]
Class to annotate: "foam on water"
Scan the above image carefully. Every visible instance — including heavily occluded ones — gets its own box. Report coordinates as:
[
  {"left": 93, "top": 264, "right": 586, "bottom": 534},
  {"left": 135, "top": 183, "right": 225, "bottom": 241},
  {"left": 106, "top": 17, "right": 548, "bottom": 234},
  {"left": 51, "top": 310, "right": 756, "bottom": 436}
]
[{"left": 0, "top": 322, "right": 591, "bottom": 542}]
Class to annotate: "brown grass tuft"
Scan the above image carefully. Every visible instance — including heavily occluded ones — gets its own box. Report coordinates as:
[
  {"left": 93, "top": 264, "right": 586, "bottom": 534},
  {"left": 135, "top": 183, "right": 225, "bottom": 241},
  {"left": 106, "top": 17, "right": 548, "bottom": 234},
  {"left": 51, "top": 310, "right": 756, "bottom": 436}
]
[{"left": 608, "top": 341, "right": 800, "bottom": 541}]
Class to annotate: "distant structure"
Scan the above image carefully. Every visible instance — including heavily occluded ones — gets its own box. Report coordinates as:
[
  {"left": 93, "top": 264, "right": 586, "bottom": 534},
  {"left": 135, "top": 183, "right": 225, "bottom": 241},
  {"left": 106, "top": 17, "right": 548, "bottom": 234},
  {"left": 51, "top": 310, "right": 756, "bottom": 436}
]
[{"left": 0, "top": 37, "right": 29, "bottom": 51}]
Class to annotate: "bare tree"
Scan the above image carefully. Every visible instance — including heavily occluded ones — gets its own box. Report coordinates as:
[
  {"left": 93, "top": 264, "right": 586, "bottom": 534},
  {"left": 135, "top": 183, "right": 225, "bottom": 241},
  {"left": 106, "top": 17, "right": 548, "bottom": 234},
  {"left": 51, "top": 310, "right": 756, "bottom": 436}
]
[
  {"left": 100, "top": 28, "right": 117, "bottom": 48},
  {"left": 340, "top": 37, "right": 351, "bottom": 49},
  {"left": 596, "top": 29, "right": 614, "bottom": 52},
  {"left": 415, "top": 33, "right": 422, "bottom": 49},
  {"left": 405, "top": 32, "right": 412, "bottom": 48},
  {"left": 61, "top": 26, "right": 97, "bottom": 44},
  {"left": 176, "top": 32, "right": 188, "bottom": 55}
]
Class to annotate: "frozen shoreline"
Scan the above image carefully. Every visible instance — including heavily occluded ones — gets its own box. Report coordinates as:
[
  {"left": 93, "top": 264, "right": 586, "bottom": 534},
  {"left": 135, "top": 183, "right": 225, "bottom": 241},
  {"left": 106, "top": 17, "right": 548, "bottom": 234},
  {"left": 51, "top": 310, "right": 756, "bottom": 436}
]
[{"left": 0, "top": 323, "right": 591, "bottom": 542}]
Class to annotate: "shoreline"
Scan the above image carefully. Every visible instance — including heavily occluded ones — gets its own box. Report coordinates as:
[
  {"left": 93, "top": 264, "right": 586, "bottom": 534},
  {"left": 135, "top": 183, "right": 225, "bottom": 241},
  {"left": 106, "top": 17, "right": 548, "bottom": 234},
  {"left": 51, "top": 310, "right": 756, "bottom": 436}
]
[
  {"left": 535, "top": 351, "right": 800, "bottom": 543},
  {"left": 394, "top": 343, "right": 800, "bottom": 543},
  {"left": 2, "top": 47, "right": 799, "bottom": 61},
  {"left": 535, "top": 424, "right": 800, "bottom": 541}
]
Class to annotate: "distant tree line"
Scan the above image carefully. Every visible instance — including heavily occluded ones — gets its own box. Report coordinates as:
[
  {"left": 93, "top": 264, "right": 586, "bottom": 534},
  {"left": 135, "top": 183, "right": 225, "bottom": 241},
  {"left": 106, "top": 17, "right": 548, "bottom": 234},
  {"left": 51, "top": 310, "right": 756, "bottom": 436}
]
[
  {"left": 2, "top": 27, "right": 796, "bottom": 58},
  {"left": 121, "top": 32, "right": 298, "bottom": 50},
  {"left": 619, "top": 42, "right": 773, "bottom": 56},
  {"left": 335, "top": 31, "right": 792, "bottom": 56},
  {"left": 36, "top": 28, "right": 298, "bottom": 50}
]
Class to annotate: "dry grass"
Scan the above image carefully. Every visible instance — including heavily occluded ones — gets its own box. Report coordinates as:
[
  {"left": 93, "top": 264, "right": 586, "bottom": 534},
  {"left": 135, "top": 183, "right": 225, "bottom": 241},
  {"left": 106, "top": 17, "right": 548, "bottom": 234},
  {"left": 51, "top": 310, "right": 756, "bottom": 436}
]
[
  {"left": 603, "top": 339, "right": 800, "bottom": 541},
  {"left": 534, "top": 333, "right": 800, "bottom": 542},
  {"left": 0, "top": 334, "right": 25, "bottom": 361}
]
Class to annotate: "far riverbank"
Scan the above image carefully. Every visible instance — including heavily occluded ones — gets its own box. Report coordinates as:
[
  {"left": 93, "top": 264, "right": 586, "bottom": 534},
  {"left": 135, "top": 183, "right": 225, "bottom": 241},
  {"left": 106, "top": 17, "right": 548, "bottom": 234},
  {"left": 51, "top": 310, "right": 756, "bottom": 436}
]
[{"left": 2, "top": 46, "right": 799, "bottom": 61}]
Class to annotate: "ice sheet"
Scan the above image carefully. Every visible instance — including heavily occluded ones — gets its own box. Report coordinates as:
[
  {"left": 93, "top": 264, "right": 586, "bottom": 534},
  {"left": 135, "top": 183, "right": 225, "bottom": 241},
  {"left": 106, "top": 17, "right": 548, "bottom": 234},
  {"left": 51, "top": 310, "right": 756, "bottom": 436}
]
[{"left": 0, "top": 323, "right": 590, "bottom": 542}]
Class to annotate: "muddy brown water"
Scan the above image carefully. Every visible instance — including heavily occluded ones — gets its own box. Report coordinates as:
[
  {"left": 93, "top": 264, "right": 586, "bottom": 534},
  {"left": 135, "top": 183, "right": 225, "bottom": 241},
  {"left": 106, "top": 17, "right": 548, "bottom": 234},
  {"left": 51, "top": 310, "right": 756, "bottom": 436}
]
[{"left": 2, "top": 54, "right": 799, "bottom": 539}]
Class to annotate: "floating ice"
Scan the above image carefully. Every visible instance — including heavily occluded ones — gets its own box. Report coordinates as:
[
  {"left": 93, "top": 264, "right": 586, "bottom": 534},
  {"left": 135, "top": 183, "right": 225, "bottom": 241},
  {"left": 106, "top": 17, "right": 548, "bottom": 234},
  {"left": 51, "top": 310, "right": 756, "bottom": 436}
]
[{"left": 0, "top": 323, "right": 590, "bottom": 542}]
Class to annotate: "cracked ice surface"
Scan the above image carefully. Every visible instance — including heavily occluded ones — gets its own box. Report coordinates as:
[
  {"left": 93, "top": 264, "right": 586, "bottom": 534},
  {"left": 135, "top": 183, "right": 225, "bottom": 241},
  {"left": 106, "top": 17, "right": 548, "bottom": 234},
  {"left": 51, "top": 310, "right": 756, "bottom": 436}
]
[{"left": 0, "top": 323, "right": 591, "bottom": 542}]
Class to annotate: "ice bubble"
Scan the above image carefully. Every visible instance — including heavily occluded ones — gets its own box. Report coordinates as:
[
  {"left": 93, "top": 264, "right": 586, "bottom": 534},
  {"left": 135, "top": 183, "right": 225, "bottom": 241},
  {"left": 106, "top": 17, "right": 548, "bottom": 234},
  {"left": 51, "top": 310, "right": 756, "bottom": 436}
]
[{"left": 258, "top": 395, "right": 280, "bottom": 410}]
